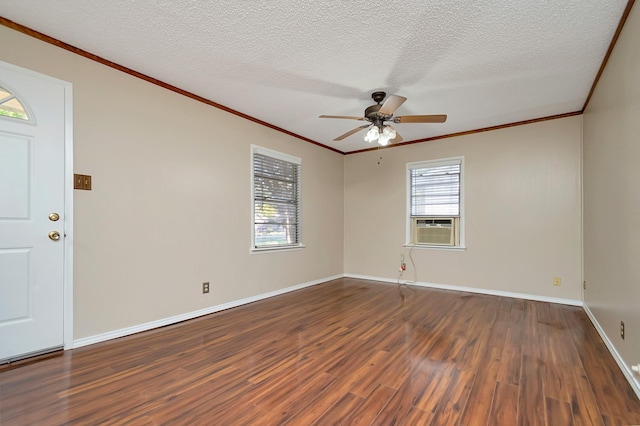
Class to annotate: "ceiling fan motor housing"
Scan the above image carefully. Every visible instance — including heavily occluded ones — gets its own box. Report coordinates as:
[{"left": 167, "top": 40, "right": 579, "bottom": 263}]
[
  {"left": 364, "top": 104, "right": 383, "bottom": 120},
  {"left": 365, "top": 91, "right": 393, "bottom": 121}
]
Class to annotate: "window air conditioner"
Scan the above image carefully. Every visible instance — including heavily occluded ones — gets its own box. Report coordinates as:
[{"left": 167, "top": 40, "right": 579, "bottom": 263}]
[{"left": 412, "top": 217, "right": 455, "bottom": 245}]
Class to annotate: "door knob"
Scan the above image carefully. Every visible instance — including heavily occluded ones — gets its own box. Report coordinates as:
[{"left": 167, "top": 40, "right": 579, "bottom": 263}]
[
  {"left": 49, "top": 213, "right": 60, "bottom": 221},
  {"left": 48, "top": 231, "right": 61, "bottom": 241}
]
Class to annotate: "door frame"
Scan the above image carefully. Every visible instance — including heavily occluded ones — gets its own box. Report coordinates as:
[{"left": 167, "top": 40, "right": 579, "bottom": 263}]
[
  {"left": 61, "top": 73, "right": 74, "bottom": 350},
  {"left": 1, "top": 60, "right": 74, "bottom": 351}
]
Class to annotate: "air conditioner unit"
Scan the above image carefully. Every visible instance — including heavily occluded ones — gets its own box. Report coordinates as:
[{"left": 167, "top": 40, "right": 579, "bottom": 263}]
[{"left": 412, "top": 217, "right": 455, "bottom": 245}]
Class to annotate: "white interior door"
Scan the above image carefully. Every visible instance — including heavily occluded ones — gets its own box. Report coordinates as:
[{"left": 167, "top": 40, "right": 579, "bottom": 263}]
[{"left": 0, "top": 61, "right": 67, "bottom": 362}]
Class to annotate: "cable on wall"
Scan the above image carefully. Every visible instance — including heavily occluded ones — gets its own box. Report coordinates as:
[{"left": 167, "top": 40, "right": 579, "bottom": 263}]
[{"left": 397, "top": 244, "right": 418, "bottom": 304}]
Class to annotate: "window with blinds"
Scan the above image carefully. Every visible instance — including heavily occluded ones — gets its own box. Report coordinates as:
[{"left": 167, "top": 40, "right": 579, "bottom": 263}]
[
  {"left": 408, "top": 158, "right": 463, "bottom": 247},
  {"left": 251, "top": 146, "right": 302, "bottom": 250}
]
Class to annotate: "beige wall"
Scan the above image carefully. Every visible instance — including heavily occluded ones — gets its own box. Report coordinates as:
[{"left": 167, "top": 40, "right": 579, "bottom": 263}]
[
  {"left": 583, "top": 4, "right": 640, "bottom": 376},
  {"left": 0, "top": 26, "right": 344, "bottom": 339},
  {"left": 345, "top": 117, "right": 583, "bottom": 301}
]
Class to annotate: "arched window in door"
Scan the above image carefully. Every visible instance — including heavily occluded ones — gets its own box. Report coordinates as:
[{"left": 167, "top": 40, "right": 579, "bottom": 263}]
[{"left": 0, "top": 85, "right": 30, "bottom": 121}]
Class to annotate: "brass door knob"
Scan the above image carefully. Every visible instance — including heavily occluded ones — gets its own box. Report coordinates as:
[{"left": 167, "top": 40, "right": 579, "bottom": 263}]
[
  {"left": 49, "top": 213, "right": 60, "bottom": 221},
  {"left": 48, "top": 231, "right": 61, "bottom": 241}
]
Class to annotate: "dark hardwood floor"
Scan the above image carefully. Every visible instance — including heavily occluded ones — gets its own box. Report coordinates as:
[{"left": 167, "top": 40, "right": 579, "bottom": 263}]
[{"left": 1, "top": 278, "right": 639, "bottom": 425}]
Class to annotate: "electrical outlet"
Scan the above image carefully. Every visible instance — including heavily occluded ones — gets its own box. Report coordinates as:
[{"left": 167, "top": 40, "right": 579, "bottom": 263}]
[
  {"left": 553, "top": 276, "right": 561, "bottom": 286},
  {"left": 202, "top": 282, "right": 210, "bottom": 294},
  {"left": 621, "top": 321, "right": 625, "bottom": 340}
]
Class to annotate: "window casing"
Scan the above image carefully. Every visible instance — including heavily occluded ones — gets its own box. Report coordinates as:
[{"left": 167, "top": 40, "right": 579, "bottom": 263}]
[
  {"left": 251, "top": 146, "right": 302, "bottom": 251},
  {"left": 407, "top": 157, "right": 464, "bottom": 248}
]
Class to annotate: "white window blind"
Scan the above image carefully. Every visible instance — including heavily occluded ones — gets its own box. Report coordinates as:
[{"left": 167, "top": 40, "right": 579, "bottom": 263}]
[
  {"left": 410, "top": 160, "right": 461, "bottom": 216},
  {"left": 252, "top": 148, "right": 301, "bottom": 249}
]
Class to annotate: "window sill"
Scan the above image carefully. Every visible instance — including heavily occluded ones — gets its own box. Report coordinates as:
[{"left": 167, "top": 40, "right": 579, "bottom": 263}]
[
  {"left": 251, "top": 244, "right": 306, "bottom": 254},
  {"left": 403, "top": 244, "right": 466, "bottom": 251}
]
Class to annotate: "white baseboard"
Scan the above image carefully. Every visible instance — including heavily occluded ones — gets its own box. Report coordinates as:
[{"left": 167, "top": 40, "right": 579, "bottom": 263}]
[
  {"left": 583, "top": 304, "right": 640, "bottom": 400},
  {"left": 73, "top": 274, "right": 343, "bottom": 349},
  {"left": 72, "top": 272, "right": 640, "bottom": 400},
  {"left": 343, "top": 273, "right": 583, "bottom": 306}
]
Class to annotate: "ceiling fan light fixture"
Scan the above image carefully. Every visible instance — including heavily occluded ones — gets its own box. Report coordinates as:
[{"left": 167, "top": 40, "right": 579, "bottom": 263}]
[
  {"left": 382, "top": 125, "right": 396, "bottom": 140},
  {"left": 364, "top": 125, "right": 397, "bottom": 146},
  {"left": 377, "top": 125, "right": 396, "bottom": 146},
  {"left": 364, "top": 126, "right": 379, "bottom": 143}
]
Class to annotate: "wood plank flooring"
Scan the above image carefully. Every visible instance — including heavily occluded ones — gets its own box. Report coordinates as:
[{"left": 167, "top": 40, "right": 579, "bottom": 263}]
[{"left": 1, "top": 278, "right": 639, "bottom": 425}]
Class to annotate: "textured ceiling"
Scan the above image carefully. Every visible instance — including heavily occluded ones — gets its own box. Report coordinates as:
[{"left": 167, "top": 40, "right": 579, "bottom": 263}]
[{"left": 0, "top": 1, "right": 629, "bottom": 153}]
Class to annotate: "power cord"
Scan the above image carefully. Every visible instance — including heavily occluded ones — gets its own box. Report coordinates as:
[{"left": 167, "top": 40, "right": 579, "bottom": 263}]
[{"left": 397, "top": 244, "right": 418, "bottom": 303}]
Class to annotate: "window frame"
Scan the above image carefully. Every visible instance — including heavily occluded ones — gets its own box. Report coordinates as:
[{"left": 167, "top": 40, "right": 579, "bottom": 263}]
[
  {"left": 250, "top": 145, "right": 304, "bottom": 253},
  {"left": 406, "top": 156, "right": 465, "bottom": 250}
]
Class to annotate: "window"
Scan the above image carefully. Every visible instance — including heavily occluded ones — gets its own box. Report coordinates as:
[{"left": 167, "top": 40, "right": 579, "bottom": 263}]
[
  {"left": 0, "top": 86, "right": 30, "bottom": 121},
  {"left": 251, "top": 146, "right": 302, "bottom": 251},
  {"left": 407, "top": 157, "right": 464, "bottom": 247}
]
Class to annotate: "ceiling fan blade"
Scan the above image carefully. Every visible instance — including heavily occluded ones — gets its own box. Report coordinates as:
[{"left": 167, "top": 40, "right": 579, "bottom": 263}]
[
  {"left": 394, "top": 114, "right": 447, "bottom": 123},
  {"left": 319, "top": 115, "right": 366, "bottom": 121},
  {"left": 334, "top": 125, "right": 370, "bottom": 141},
  {"left": 378, "top": 95, "right": 407, "bottom": 116}
]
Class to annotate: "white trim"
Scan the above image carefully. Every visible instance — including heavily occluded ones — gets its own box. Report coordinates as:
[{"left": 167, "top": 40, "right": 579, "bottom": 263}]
[
  {"left": 73, "top": 274, "right": 342, "bottom": 349},
  {"left": 251, "top": 244, "right": 306, "bottom": 254},
  {"left": 63, "top": 81, "right": 74, "bottom": 350},
  {"left": 403, "top": 244, "right": 467, "bottom": 251},
  {"left": 579, "top": 115, "right": 585, "bottom": 302},
  {"left": 343, "top": 273, "right": 583, "bottom": 306},
  {"left": 583, "top": 304, "right": 640, "bottom": 400}
]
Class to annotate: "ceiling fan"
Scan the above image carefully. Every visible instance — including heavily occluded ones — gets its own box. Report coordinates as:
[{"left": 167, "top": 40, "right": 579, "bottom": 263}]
[{"left": 319, "top": 91, "right": 447, "bottom": 146}]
